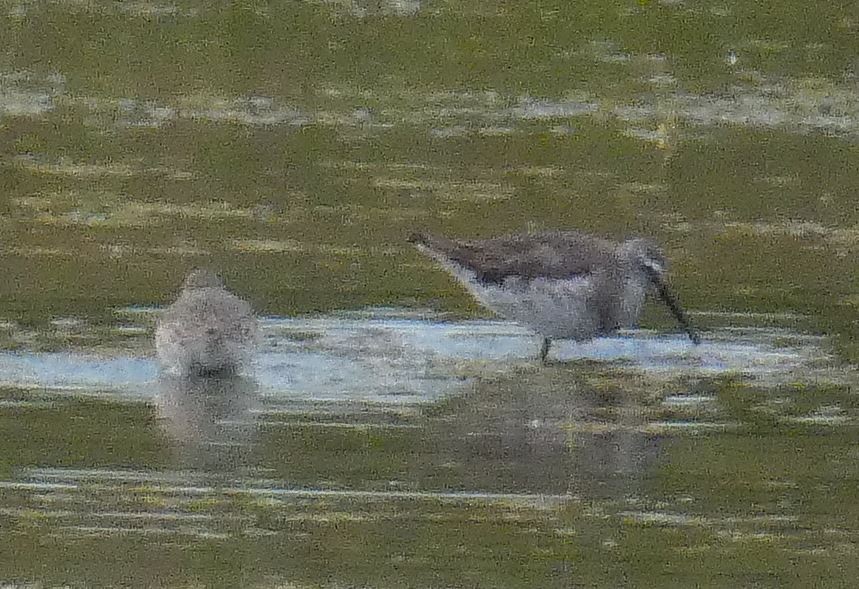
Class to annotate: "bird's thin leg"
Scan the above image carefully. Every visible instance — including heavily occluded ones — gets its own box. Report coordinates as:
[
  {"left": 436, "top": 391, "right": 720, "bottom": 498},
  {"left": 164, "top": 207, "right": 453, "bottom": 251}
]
[{"left": 540, "top": 337, "right": 552, "bottom": 364}]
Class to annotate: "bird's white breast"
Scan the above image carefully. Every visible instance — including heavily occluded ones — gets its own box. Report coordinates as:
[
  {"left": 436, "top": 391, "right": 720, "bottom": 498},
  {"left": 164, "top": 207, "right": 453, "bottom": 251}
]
[{"left": 428, "top": 253, "right": 604, "bottom": 340}]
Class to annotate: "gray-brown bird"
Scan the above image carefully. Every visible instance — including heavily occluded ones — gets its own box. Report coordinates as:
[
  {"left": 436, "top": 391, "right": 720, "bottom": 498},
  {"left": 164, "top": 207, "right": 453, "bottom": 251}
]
[
  {"left": 155, "top": 269, "right": 259, "bottom": 376},
  {"left": 408, "top": 230, "right": 700, "bottom": 362}
]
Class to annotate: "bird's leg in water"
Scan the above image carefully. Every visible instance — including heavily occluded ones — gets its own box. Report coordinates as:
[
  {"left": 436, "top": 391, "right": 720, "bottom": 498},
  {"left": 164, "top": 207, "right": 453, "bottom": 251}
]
[{"left": 540, "top": 337, "right": 552, "bottom": 364}]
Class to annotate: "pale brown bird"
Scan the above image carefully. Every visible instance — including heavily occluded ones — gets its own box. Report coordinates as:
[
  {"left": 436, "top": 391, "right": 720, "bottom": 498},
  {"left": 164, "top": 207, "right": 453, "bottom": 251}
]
[{"left": 155, "top": 269, "right": 259, "bottom": 376}]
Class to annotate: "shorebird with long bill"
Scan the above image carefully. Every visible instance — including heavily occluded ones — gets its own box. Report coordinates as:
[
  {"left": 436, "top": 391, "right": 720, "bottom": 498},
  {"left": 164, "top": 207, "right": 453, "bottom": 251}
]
[{"left": 408, "top": 230, "right": 700, "bottom": 363}]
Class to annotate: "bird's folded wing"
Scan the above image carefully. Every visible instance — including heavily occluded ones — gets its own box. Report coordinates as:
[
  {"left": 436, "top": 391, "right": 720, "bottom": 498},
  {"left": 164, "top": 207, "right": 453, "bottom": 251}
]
[{"left": 435, "top": 232, "right": 615, "bottom": 284}]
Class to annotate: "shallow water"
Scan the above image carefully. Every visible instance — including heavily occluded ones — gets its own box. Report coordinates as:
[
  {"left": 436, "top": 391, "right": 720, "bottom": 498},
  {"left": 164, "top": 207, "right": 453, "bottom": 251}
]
[
  {"left": 3, "top": 0, "right": 859, "bottom": 585},
  {"left": 0, "top": 310, "right": 841, "bottom": 402}
]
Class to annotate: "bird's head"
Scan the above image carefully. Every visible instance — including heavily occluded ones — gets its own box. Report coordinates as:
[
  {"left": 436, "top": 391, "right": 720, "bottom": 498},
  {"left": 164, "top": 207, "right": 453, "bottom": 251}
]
[
  {"left": 618, "top": 238, "right": 668, "bottom": 279},
  {"left": 182, "top": 268, "right": 224, "bottom": 290},
  {"left": 618, "top": 238, "right": 700, "bottom": 345}
]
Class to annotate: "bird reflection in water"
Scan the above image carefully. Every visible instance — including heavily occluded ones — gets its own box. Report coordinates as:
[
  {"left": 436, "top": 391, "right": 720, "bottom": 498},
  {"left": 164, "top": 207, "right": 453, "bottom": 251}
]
[
  {"left": 436, "top": 369, "right": 661, "bottom": 500},
  {"left": 564, "top": 390, "right": 662, "bottom": 500},
  {"left": 156, "top": 373, "right": 261, "bottom": 473}
]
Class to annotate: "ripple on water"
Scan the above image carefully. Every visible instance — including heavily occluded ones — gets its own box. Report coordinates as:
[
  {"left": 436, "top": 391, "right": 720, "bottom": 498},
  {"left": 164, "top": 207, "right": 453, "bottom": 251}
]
[
  {"left": 0, "top": 71, "right": 64, "bottom": 117},
  {"left": 9, "top": 71, "right": 859, "bottom": 146}
]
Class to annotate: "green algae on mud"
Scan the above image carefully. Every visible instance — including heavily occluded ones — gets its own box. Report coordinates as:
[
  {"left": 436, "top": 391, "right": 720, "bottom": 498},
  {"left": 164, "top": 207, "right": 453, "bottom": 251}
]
[{"left": 2, "top": 119, "right": 858, "bottom": 359}]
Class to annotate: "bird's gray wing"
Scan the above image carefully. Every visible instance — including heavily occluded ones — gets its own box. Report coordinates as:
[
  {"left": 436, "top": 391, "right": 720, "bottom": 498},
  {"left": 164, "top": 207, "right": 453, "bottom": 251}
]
[{"left": 412, "top": 231, "right": 615, "bottom": 284}]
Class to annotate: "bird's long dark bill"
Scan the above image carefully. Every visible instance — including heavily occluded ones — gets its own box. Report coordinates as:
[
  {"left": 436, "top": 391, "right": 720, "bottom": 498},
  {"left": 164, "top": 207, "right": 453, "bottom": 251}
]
[{"left": 647, "top": 272, "right": 701, "bottom": 345}]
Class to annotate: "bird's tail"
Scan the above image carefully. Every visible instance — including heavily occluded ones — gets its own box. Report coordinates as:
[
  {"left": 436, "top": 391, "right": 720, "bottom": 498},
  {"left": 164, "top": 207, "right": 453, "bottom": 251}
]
[
  {"left": 406, "top": 231, "right": 431, "bottom": 246},
  {"left": 407, "top": 231, "right": 459, "bottom": 256}
]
